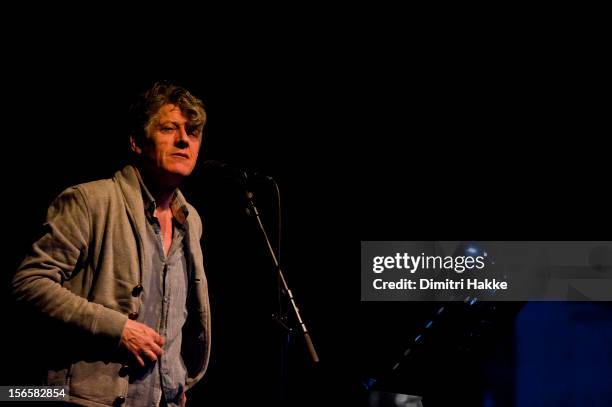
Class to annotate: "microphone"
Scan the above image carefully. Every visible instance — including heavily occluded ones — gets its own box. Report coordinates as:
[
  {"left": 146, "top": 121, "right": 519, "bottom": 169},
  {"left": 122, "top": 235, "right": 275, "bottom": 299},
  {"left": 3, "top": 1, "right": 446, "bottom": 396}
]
[{"left": 201, "top": 160, "right": 274, "bottom": 182}]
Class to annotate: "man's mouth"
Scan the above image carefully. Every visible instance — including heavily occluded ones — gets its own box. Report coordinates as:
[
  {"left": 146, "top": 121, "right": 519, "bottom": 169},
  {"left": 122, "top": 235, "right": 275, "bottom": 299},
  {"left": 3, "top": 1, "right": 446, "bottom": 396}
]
[{"left": 171, "top": 152, "right": 189, "bottom": 159}]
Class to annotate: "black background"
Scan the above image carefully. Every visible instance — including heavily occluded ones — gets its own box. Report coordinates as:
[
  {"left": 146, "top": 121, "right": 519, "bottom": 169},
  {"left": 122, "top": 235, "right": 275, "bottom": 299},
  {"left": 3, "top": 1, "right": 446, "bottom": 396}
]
[
  {"left": 1, "top": 69, "right": 359, "bottom": 405},
  {"left": 1, "top": 21, "right": 610, "bottom": 406}
]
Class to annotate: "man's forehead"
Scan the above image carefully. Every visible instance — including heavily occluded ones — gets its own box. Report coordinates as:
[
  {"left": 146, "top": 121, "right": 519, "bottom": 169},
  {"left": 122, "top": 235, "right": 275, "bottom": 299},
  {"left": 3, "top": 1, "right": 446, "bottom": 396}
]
[{"left": 155, "top": 104, "right": 187, "bottom": 122}]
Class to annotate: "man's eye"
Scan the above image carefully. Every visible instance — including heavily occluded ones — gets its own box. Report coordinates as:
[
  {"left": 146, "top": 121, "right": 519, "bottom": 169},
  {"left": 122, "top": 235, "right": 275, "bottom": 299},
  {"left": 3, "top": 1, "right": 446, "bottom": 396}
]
[
  {"left": 161, "top": 126, "right": 176, "bottom": 132},
  {"left": 186, "top": 127, "right": 201, "bottom": 137}
]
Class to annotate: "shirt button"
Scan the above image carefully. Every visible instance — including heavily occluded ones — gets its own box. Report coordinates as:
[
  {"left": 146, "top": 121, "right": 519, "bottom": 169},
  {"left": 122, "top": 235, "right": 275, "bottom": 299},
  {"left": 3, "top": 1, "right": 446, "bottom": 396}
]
[
  {"left": 163, "top": 297, "right": 169, "bottom": 303},
  {"left": 128, "top": 312, "right": 139, "bottom": 320}
]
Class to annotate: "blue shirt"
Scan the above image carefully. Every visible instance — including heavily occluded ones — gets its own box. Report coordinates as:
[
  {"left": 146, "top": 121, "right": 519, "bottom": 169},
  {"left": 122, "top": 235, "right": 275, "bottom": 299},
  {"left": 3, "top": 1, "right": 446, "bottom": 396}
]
[{"left": 127, "top": 171, "right": 190, "bottom": 407}]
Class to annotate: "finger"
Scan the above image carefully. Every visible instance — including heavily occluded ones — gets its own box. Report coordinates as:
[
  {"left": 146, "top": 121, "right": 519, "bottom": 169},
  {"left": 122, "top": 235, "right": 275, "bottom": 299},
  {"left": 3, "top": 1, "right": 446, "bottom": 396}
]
[
  {"left": 145, "top": 327, "right": 164, "bottom": 345},
  {"left": 143, "top": 349, "right": 158, "bottom": 363},
  {"left": 135, "top": 354, "right": 145, "bottom": 368},
  {"left": 150, "top": 342, "right": 165, "bottom": 357}
]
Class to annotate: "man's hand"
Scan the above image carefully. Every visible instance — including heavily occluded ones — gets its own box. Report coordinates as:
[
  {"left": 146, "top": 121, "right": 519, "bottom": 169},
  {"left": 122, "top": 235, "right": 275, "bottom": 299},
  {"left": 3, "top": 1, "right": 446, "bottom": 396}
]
[{"left": 120, "top": 319, "right": 165, "bottom": 367}]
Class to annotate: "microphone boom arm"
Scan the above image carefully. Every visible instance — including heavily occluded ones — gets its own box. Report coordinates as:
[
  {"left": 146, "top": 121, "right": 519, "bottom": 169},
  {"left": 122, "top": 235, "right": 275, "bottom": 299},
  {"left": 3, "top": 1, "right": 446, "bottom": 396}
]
[{"left": 245, "top": 189, "right": 320, "bottom": 364}]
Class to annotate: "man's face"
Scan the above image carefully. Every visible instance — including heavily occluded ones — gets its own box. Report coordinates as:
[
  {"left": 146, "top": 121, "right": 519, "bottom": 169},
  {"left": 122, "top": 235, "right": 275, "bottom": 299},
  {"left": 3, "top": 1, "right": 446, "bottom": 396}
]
[{"left": 134, "top": 104, "right": 202, "bottom": 180}]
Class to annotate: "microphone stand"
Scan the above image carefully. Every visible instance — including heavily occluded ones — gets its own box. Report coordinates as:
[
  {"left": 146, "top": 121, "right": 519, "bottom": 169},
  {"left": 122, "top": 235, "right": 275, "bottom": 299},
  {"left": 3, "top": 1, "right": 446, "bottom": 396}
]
[{"left": 243, "top": 181, "right": 320, "bottom": 365}]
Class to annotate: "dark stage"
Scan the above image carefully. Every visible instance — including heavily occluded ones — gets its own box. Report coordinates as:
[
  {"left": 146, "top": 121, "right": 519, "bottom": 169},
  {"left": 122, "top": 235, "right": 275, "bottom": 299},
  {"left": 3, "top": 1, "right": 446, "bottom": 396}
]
[{"left": 2, "top": 71, "right": 612, "bottom": 407}]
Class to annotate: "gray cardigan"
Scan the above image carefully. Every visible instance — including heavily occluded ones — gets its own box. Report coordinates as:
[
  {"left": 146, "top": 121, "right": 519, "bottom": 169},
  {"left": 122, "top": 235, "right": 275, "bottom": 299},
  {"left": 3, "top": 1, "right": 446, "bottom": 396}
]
[{"left": 12, "top": 165, "right": 211, "bottom": 407}]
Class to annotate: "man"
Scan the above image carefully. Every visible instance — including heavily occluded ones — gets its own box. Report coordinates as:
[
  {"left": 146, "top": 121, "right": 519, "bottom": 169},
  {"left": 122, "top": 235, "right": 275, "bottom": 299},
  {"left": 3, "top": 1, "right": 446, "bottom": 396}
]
[{"left": 12, "top": 81, "right": 211, "bottom": 406}]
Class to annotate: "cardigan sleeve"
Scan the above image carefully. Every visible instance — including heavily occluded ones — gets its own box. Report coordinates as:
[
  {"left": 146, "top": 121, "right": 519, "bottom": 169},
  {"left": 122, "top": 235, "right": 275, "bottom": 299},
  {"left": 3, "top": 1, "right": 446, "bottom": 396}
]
[{"left": 12, "top": 186, "right": 128, "bottom": 347}]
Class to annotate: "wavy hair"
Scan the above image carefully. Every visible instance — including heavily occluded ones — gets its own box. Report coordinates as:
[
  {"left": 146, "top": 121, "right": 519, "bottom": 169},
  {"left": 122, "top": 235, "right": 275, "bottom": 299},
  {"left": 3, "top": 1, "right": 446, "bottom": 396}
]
[{"left": 129, "top": 81, "right": 206, "bottom": 145}]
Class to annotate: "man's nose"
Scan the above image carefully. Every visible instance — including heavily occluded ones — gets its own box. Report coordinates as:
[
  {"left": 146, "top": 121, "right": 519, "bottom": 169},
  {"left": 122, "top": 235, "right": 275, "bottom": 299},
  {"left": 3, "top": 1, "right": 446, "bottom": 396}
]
[{"left": 176, "top": 126, "right": 189, "bottom": 148}]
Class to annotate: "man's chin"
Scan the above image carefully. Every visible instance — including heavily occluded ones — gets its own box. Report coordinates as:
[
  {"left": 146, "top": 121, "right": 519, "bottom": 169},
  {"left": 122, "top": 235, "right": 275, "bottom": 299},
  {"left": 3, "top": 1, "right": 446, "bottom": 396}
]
[{"left": 165, "top": 164, "right": 195, "bottom": 177}]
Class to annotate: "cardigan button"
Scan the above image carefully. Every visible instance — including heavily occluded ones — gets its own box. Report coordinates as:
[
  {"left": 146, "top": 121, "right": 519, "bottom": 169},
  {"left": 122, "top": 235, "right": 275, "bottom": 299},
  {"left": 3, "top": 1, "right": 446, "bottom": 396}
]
[
  {"left": 114, "top": 396, "right": 126, "bottom": 405},
  {"left": 131, "top": 284, "right": 143, "bottom": 296},
  {"left": 128, "top": 312, "right": 139, "bottom": 320},
  {"left": 118, "top": 365, "right": 129, "bottom": 377}
]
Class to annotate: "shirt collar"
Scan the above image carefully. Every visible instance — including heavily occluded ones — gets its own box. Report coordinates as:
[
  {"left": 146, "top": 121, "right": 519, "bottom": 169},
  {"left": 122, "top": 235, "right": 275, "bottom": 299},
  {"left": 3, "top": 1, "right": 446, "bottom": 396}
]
[{"left": 134, "top": 168, "right": 189, "bottom": 227}]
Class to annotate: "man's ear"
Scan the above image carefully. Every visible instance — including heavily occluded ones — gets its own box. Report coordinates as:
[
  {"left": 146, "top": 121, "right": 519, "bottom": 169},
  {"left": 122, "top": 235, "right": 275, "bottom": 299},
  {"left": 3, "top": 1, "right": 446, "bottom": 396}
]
[{"left": 130, "top": 135, "right": 142, "bottom": 155}]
